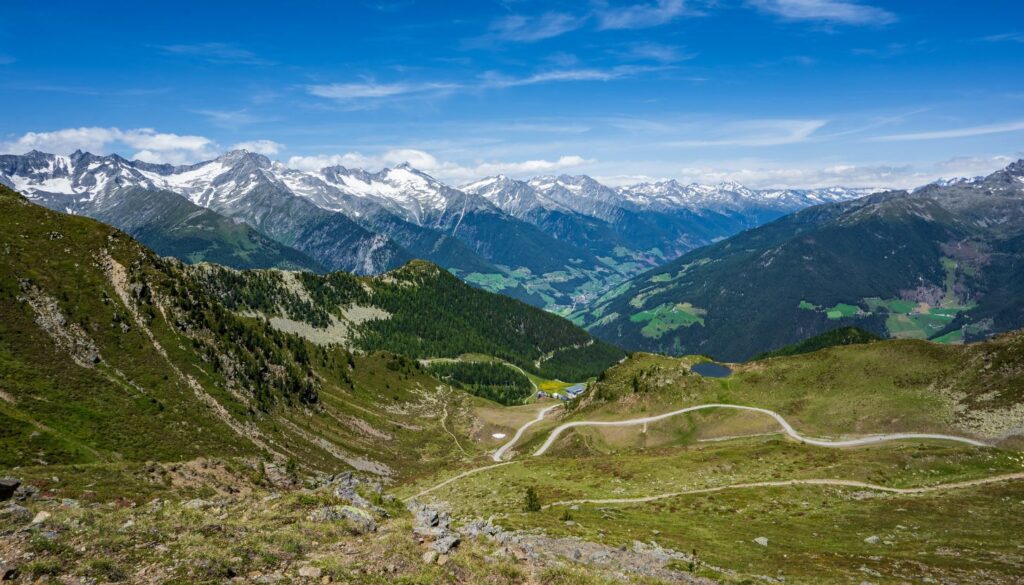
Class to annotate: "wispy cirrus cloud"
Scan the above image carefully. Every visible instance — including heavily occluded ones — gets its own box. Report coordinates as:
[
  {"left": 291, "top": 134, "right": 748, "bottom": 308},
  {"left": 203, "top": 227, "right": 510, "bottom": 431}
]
[
  {"left": 4, "top": 82, "right": 170, "bottom": 97},
  {"left": 193, "top": 108, "right": 274, "bottom": 130},
  {"left": 473, "top": 1, "right": 696, "bottom": 46},
  {"left": 677, "top": 154, "right": 1017, "bottom": 189},
  {"left": 485, "top": 12, "right": 584, "bottom": 43},
  {"left": 306, "top": 81, "right": 462, "bottom": 100},
  {"left": 983, "top": 32, "right": 1024, "bottom": 43},
  {"left": 749, "top": 0, "right": 896, "bottom": 25},
  {"left": 479, "top": 65, "right": 660, "bottom": 88},
  {"left": 306, "top": 65, "right": 661, "bottom": 105},
  {"left": 157, "top": 42, "right": 273, "bottom": 66},
  {"left": 871, "top": 120, "right": 1024, "bottom": 142},
  {"left": 596, "top": 0, "right": 689, "bottom": 30},
  {"left": 664, "top": 119, "right": 829, "bottom": 147},
  {"left": 851, "top": 40, "right": 931, "bottom": 58},
  {"left": 618, "top": 42, "right": 695, "bottom": 63}
]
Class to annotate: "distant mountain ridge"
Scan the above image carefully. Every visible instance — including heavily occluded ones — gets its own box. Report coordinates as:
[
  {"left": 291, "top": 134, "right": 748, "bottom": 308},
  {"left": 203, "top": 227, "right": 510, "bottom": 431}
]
[{"left": 1, "top": 148, "right": 871, "bottom": 313}]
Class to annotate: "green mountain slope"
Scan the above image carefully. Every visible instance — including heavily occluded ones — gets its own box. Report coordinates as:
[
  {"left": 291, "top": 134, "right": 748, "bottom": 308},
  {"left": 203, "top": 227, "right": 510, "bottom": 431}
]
[
  {"left": 582, "top": 160, "right": 1024, "bottom": 361},
  {"left": 0, "top": 184, "right": 529, "bottom": 475}
]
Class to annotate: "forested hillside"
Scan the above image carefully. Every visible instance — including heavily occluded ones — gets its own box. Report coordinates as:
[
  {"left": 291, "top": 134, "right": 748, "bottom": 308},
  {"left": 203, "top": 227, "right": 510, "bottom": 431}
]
[{"left": 188, "top": 260, "right": 626, "bottom": 381}]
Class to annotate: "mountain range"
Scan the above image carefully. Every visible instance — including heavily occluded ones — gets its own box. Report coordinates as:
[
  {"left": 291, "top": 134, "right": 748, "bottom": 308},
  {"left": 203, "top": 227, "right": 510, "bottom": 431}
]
[
  {"left": 580, "top": 159, "right": 1024, "bottom": 360},
  {"left": 0, "top": 149, "right": 872, "bottom": 314}
]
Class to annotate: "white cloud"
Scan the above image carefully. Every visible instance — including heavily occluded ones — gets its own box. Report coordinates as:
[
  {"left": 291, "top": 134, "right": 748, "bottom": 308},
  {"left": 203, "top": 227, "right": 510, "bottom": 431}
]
[
  {"left": 871, "top": 120, "right": 1024, "bottom": 142},
  {"left": 287, "top": 149, "right": 590, "bottom": 181},
  {"left": 229, "top": 139, "right": 284, "bottom": 155},
  {"left": 750, "top": 0, "right": 896, "bottom": 25},
  {"left": 2, "top": 127, "right": 124, "bottom": 154},
  {"left": 487, "top": 12, "right": 584, "bottom": 42},
  {"left": 597, "top": 0, "right": 688, "bottom": 30},
  {"left": 120, "top": 129, "right": 212, "bottom": 152},
  {"left": 665, "top": 119, "right": 829, "bottom": 147},
  {"left": 471, "top": 156, "right": 591, "bottom": 177},
  {"left": 0, "top": 126, "right": 218, "bottom": 164}
]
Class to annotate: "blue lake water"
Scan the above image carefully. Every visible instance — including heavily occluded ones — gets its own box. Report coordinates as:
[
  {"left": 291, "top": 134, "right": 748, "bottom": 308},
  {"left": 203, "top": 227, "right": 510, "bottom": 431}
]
[{"left": 691, "top": 362, "right": 733, "bottom": 378}]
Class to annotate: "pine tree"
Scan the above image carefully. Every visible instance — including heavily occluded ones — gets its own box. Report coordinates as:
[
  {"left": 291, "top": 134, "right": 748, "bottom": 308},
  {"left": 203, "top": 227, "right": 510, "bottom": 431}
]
[{"left": 524, "top": 486, "right": 541, "bottom": 512}]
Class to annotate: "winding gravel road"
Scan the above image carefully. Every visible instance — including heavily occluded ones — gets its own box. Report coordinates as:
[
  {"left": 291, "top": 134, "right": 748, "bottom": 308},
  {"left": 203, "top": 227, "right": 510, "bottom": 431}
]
[
  {"left": 532, "top": 403, "right": 989, "bottom": 456},
  {"left": 492, "top": 403, "right": 562, "bottom": 462},
  {"left": 542, "top": 472, "right": 1024, "bottom": 508}
]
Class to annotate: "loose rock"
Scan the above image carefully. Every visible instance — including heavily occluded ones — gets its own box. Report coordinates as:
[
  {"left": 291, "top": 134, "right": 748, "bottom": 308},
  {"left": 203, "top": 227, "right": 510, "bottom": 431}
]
[
  {"left": 0, "top": 504, "right": 31, "bottom": 523},
  {"left": 754, "top": 537, "right": 769, "bottom": 547}
]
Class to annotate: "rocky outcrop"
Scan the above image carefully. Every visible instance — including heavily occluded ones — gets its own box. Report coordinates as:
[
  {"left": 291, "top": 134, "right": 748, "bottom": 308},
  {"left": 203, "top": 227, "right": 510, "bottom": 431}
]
[
  {"left": 306, "top": 472, "right": 391, "bottom": 534},
  {"left": 408, "top": 502, "right": 461, "bottom": 555},
  {"left": 18, "top": 281, "right": 101, "bottom": 367}
]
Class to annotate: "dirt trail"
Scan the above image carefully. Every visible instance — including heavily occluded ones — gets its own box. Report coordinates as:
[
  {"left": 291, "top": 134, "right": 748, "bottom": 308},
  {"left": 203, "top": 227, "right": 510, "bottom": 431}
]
[
  {"left": 493, "top": 403, "right": 562, "bottom": 462},
  {"left": 542, "top": 472, "right": 1024, "bottom": 508},
  {"left": 533, "top": 403, "right": 988, "bottom": 456},
  {"left": 409, "top": 461, "right": 516, "bottom": 500}
]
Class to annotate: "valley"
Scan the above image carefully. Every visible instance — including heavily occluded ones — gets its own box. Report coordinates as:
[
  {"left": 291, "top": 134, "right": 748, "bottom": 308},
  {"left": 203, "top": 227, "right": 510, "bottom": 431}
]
[{"left": 582, "top": 162, "right": 1024, "bottom": 360}]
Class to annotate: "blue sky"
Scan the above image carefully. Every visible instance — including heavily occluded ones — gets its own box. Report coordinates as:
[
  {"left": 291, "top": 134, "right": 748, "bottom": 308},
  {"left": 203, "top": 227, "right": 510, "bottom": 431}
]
[{"left": 1, "top": 0, "right": 1022, "bottom": 188}]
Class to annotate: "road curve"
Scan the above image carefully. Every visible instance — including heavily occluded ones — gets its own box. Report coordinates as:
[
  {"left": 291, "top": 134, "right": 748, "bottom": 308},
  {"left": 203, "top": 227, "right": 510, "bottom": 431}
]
[
  {"left": 532, "top": 403, "right": 989, "bottom": 456},
  {"left": 542, "top": 472, "right": 1024, "bottom": 508},
  {"left": 493, "top": 403, "right": 563, "bottom": 462}
]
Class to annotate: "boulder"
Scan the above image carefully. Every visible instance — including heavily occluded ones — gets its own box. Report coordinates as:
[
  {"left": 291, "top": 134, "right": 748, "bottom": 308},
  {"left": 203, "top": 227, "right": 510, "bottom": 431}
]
[
  {"left": 0, "top": 478, "right": 20, "bottom": 501},
  {"left": 421, "top": 550, "right": 439, "bottom": 565},
  {"left": 431, "top": 535, "right": 460, "bottom": 555},
  {"left": 308, "top": 505, "right": 377, "bottom": 533},
  {"left": 753, "top": 537, "right": 769, "bottom": 547},
  {"left": 31, "top": 511, "right": 51, "bottom": 525},
  {"left": 864, "top": 535, "right": 881, "bottom": 545},
  {"left": 297, "top": 566, "right": 322, "bottom": 579}
]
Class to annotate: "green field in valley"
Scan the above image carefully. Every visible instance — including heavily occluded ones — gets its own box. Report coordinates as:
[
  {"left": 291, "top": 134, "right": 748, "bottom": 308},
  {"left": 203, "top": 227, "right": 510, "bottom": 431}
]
[{"left": 629, "top": 302, "right": 706, "bottom": 338}]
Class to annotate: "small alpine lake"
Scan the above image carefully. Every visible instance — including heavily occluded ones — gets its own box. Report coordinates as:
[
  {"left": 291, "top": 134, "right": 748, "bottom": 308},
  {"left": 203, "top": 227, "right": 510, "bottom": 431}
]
[{"left": 691, "top": 361, "right": 733, "bottom": 378}]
